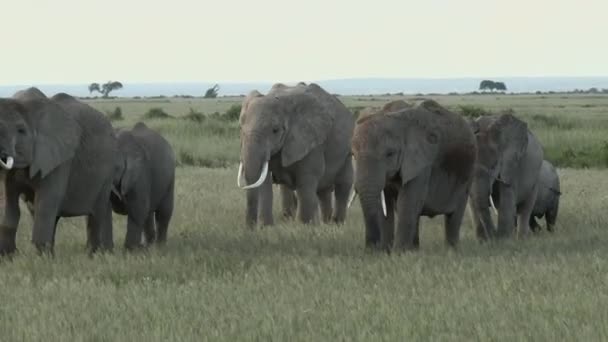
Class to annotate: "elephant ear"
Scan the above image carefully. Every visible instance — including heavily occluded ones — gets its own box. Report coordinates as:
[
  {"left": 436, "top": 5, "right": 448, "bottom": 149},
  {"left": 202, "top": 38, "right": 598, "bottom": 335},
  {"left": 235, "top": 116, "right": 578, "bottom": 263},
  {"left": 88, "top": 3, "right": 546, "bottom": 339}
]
[
  {"left": 281, "top": 94, "right": 333, "bottom": 167},
  {"left": 29, "top": 101, "right": 82, "bottom": 179},
  {"left": 400, "top": 126, "right": 440, "bottom": 185},
  {"left": 488, "top": 113, "right": 528, "bottom": 185},
  {"left": 120, "top": 154, "right": 144, "bottom": 196}
]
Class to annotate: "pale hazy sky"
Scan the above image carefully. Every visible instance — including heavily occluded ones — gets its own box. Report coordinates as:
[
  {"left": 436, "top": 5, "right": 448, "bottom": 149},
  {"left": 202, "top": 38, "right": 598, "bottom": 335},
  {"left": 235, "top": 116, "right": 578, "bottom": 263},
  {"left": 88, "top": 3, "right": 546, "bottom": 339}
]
[{"left": 2, "top": 0, "right": 607, "bottom": 85}]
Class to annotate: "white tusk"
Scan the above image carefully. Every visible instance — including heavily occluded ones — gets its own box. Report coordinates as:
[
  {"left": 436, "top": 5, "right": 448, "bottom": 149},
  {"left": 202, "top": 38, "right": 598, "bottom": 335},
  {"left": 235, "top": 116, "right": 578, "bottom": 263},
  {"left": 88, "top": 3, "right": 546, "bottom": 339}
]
[
  {"left": 347, "top": 188, "right": 357, "bottom": 208},
  {"left": 381, "top": 190, "right": 387, "bottom": 217},
  {"left": 489, "top": 196, "right": 497, "bottom": 215},
  {"left": 0, "top": 156, "right": 14, "bottom": 170},
  {"left": 237, "top": 161, "right": 268, "bottom": 190}
]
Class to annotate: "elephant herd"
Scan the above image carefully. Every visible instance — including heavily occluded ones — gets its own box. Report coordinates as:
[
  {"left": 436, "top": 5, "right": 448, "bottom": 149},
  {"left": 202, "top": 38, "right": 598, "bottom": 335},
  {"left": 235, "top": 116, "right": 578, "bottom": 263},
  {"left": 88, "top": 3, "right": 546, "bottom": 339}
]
[
  {"left": 0, "top": 82, "right": 561, "bottom": 257},
  {"left": 237, "top": 82, "right": 561, "bottom": 253},
  {"left": 0, "top": 87, "right": 175, "bottom": 255}
]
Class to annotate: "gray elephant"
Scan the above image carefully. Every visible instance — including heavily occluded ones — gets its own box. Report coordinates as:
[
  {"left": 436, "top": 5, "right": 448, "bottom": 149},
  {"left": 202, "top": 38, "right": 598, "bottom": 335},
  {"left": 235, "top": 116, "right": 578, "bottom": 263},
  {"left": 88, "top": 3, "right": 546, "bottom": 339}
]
[
  {"left": 237, "top": 82, "right": 354, "bottom": 227},
  {"left": 351, "top": 99, "right": 477, "bottom": 252},
  {"left": 469, "top": 113, "right": 543, "bottom": 240},
  {"left": 529, "top": 160, "right": 560, "bottom": 232},
  {"left": 0, "top": 87, "right": 118, "bottom": 255},
  {"left": 110, "top": 122, "right": 176, "bottom": 250}
]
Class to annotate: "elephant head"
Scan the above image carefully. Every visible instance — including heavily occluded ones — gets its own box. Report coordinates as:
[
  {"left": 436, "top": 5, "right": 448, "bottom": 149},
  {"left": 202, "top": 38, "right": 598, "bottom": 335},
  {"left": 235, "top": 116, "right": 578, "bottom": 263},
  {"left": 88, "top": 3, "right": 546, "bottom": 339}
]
[
  {"left": 0, "top": 96, "right": 81, "bottom": 179},
  {"left": 351, "top": 100, "right": 440, "bottom": 240},
  {"left": 470, "top": 113, "right": 528, "bottom": 238},
  {"left": 237, "top": 83, "right": 333, "bottom": 189},
  {"left": 112, "top": 124, "right": 147, "bottom": 200}
]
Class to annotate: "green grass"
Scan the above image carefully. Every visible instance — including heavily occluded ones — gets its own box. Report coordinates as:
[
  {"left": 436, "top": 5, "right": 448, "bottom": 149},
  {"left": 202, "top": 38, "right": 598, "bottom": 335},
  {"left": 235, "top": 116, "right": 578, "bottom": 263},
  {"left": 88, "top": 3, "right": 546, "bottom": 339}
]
[
  {"left": 1, "top": 167, "right": 607, "bottom": 340},
  {"left": 86, "top": 93, "right": 608, "bottom": 169}
]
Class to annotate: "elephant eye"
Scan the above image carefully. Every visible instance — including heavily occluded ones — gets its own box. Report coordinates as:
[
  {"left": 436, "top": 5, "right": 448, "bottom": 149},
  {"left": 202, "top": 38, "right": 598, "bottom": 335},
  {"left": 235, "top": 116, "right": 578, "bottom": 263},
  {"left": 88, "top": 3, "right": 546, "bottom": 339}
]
[
  {"left": 17, "top": 126, "right": 26, "bottom": 135},
  {"left": 272, "top": 127, "right": 280, "bottom": 134},
  {"left": 385, "top": 150, "right": 396, "bottom": 158}
]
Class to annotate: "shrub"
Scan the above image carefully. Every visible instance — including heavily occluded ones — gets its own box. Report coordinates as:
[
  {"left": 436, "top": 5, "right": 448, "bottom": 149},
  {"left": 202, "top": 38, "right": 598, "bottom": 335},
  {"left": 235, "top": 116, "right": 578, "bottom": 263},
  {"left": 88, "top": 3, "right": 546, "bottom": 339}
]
[
  {"left": 224, "top": 104, "right": 241, "bottom": 121},
  {"left": 143, "top": 107, "right": 173, "bottom": 119},
  {"left": 457, "top": 105, "right": 487, "bottom": 118},
  {"left": 106, "top": 106, "right": 123, "bottom": 121},
  {"left": 183, "top": 108, "right": 205, "bottom": 123}
]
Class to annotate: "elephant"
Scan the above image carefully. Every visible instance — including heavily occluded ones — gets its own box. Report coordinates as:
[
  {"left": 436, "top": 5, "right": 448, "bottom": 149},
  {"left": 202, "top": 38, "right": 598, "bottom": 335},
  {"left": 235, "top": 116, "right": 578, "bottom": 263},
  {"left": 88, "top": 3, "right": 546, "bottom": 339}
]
[
  {"left": 0, "top": 87, "right": 118, "bottom": 255},
  {"left": 469, "top": 113, "right": 543, "bottom": 240},
  {"left": 237, "top": 82, "right": 355, "bottom": 227},
  {"left": 529, "top": 160, "right": 560, "bottom": 232},
  {"left": 351, "top": 99, "right": 477, "bottom": 252},
  {"left": 110, "top": 122, "right": 176, "bottom": 250}
]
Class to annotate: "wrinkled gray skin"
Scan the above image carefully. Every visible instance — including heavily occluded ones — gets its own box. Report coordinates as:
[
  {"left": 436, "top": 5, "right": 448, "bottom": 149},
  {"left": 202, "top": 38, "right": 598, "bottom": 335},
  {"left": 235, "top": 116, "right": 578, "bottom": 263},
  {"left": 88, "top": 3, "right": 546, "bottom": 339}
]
[
  {"left": 352, "top": 100, "right": 476, "bottom": 252},
  {"left": 529, "top": 160, "right": 560, "bottom": 232},
  {"left": 238, "top": 82, "right": 354, "bottom": 227},
  {"left": 470, "top": 114, "right": 543, "bottom": 240},
  {"left": 110, "top": 122, "right": 176, "bottom": 250},
  {"left": 0, "top": 87, "right": 118, "bottom": 255}
]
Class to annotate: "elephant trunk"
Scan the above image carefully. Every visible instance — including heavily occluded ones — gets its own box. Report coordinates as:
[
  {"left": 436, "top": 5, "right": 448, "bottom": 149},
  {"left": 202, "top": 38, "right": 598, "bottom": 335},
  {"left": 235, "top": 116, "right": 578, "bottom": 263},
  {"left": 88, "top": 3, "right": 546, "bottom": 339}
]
[
  {"left": 354, "top": 158, "right": 386, "bottom": 246},
  {"left": 471, "top": 169, "right": 496, "bottom": 239},
  {"left": 238, "top": 137, "right": 269, "bottom": 190}
]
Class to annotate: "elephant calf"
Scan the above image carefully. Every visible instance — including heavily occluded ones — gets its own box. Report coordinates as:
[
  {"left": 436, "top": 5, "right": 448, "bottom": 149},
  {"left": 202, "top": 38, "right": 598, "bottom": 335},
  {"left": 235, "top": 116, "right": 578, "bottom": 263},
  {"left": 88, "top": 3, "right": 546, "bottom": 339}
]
[
  {"left": 352, "top": 99, "right": 477, "bottom": 252},
  {"left": 530, "top": 160, "right": 560, "bottom": 232},
  {"left": 110, "top": 122, "right": 176, "bottom": 250}
]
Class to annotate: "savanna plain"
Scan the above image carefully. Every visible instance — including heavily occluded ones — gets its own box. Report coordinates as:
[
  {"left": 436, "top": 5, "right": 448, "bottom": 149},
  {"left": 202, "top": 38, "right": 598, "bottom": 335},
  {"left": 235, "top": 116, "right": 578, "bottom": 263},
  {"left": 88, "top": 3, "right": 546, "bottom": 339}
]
[{"left": 2, "top": 93, "right": 608, "bottom": 340}]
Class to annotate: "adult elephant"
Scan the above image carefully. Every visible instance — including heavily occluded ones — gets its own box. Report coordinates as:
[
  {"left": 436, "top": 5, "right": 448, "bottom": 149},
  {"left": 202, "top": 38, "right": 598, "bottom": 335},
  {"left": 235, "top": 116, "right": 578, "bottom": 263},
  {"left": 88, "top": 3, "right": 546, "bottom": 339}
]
[
  {"left": 110, "top": 122, "right": 176, "bottom": 250},
  {"left": 352, "top": 99, "right": 477, "bottom": 252},
  {"left": 237, "top": 82, "right": 354, "bottom": 227},
  {"left": 0, "top": 88, "right": 118, "bottom": 255},
  {"left": 469, "top": 113, "right": 543, "bottom": 240}
]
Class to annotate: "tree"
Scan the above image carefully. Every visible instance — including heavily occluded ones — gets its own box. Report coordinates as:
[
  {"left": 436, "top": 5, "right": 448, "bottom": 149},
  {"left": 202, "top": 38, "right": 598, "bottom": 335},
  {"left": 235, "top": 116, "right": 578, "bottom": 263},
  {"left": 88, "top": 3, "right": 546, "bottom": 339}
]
[
  {"left": 204, "top": 84, "right": 220, "bottom": 98},
  {"left": 494, "top": 82, "right": 507, "bottom": 91},
  {"left": 88, "top": 81, "right": 123, "bottom": 98}
]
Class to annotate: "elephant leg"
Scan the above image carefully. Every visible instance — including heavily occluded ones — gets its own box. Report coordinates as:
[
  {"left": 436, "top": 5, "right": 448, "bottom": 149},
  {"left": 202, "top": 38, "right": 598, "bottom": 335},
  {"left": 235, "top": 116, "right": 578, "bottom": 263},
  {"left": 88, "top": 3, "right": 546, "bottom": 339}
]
[
  {"left": 393, "top": 175, "right": 428, "bottom": 252},
  {"left": 31, "top": 168, "right": 71, "bottom": 255},
  {"left": 124, "top": 216, "right": 145, "bottom": 250},
  {"left": 318, "top": 188, "right": 333, "bottom": 224},
  {"left": 295, "top": 177, "right": 320, "bottom": 225},
  {"left": 529, "top": 215, "right": 541, "bottom": 233},
  {"left": 332, "top": 158, "right": 354, "bottom": 224},
  {"left": 517, "top": 184, "right": 538, "bottom": 239},
  {"left": 280, "top": 185, "right": 297, "bottom": 220},
  {"left": 245, "top": 188, "right": 259, "bottom": 229},
  {"left": 258, "top": 174, "right": 274, "bottom": 226},
  {"left": 444, "top": 196, "right": 467, "bottom": 248},
  {"left": 143, "top": 213, "right": 156, "bottom": 245},
  {"left": 0, "top": 176, "right": 22, "bottom": 255},
  {"left": 155, "top": 184, "right": 174, "bottom": 244}
]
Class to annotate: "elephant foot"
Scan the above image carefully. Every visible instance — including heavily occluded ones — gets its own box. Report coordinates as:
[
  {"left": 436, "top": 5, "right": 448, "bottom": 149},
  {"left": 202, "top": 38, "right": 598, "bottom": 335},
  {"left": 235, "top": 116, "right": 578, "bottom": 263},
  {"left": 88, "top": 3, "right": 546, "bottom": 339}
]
[
  {"left": 0, "top": 228, "right": 17, "bottom": 256},
  {"left": 34, "top": 243, "right": 54, "bottom": 257}
]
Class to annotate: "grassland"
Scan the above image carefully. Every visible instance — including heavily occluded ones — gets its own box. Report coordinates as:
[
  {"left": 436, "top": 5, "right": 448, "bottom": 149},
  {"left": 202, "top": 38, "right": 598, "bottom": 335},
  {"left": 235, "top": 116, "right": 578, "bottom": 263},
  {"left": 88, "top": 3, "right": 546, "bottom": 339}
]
[{"left": 1, "top": 94, "right": 608, "bottom": 340}]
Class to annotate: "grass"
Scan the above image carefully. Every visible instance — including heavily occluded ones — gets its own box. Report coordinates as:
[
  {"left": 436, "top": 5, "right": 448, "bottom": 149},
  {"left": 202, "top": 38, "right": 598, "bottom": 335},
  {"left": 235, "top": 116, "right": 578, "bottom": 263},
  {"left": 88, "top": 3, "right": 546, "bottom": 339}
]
[
  {"left": 1, "top": 167, "right": 608, "bottom": 340},
  {"left": 85, "top": 93, "right": 608, "bottom": 169},
  {"left": 2, "top": 93, "right": 608, "bottom": 339}
]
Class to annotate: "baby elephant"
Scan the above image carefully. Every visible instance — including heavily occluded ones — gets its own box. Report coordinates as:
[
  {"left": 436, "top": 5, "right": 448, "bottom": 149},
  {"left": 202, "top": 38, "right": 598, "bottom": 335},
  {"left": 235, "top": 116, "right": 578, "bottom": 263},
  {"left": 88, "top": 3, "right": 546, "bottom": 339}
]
[
  {"left": 530, "top": 160, "right": 560, "bottom": 232},
  {"left": 111, "top": 122, "right": 176, "bottom": 250}
]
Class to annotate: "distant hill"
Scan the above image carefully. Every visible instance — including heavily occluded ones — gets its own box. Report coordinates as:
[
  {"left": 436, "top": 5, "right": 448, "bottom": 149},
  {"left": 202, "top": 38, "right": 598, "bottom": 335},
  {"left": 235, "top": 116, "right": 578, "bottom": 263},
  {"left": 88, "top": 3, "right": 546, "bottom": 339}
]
[{"left": 2, "top": 77, "right": 608, "bottom": 97}]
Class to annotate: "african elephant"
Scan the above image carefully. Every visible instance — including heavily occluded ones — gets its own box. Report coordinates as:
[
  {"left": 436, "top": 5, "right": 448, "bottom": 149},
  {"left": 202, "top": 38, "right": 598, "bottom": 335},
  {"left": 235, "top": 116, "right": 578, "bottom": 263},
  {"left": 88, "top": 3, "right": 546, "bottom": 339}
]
[
  {"left": 110, "top": 122, "right": 176, "bottom": 250},
  {"left": 529, "top": 160, "right": 560, "bottom": 232},
  {"left": 237, "top": 82, "right": 354, "bottom": 227},
  {"left": 469, "top": 113, "right": 543, "bottom": 240},
  {"left": 351, "top": 99, "right": 477, "bottom": 252},
  {"left": 0, "top": 87, "right": 118, "bottom": 255}
]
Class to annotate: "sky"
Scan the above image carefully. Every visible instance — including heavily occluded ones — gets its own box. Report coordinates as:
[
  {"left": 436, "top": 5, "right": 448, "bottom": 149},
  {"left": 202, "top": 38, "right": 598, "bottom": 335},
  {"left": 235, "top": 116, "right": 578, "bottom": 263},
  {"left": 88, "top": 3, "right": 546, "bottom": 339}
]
[{"left": 1, "top": 0, "right": 607, "bottom": 85}]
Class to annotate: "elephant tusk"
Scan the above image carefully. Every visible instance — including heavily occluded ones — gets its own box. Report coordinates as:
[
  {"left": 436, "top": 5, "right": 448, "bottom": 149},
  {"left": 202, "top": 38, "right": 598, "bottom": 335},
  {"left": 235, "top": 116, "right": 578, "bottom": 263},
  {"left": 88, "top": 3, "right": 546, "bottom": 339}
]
[
  {"left": 489, "top": 196, "right": 498, "bottom": 215},
  {"left": 381, "top": 190, "right": 387, "bottom": 217},
  {"left": 237, "top": 161, "right": 268, "bottom": 190},
  {"left": 111, "top": 186, "right": 122, "bottom": 200},
  {"left": 0, "top": 156, "right": 14, "bottom": 170},
  {"left": 347, "top": 188, "right": 357, "bottom": 208}
]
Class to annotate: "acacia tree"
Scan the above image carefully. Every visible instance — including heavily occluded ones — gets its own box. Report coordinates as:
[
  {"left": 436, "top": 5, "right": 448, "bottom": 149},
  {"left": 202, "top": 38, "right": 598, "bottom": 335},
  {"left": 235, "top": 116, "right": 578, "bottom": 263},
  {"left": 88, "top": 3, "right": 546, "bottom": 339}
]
[
  {"left": 88, "top": 81, "right": 123, "bottom": 98},
  {"left": 204, "top": 84, "right": 220, "bottom": 98},
  {"left": 479, "top": 80, "right": 507, "bottom": 92}
]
